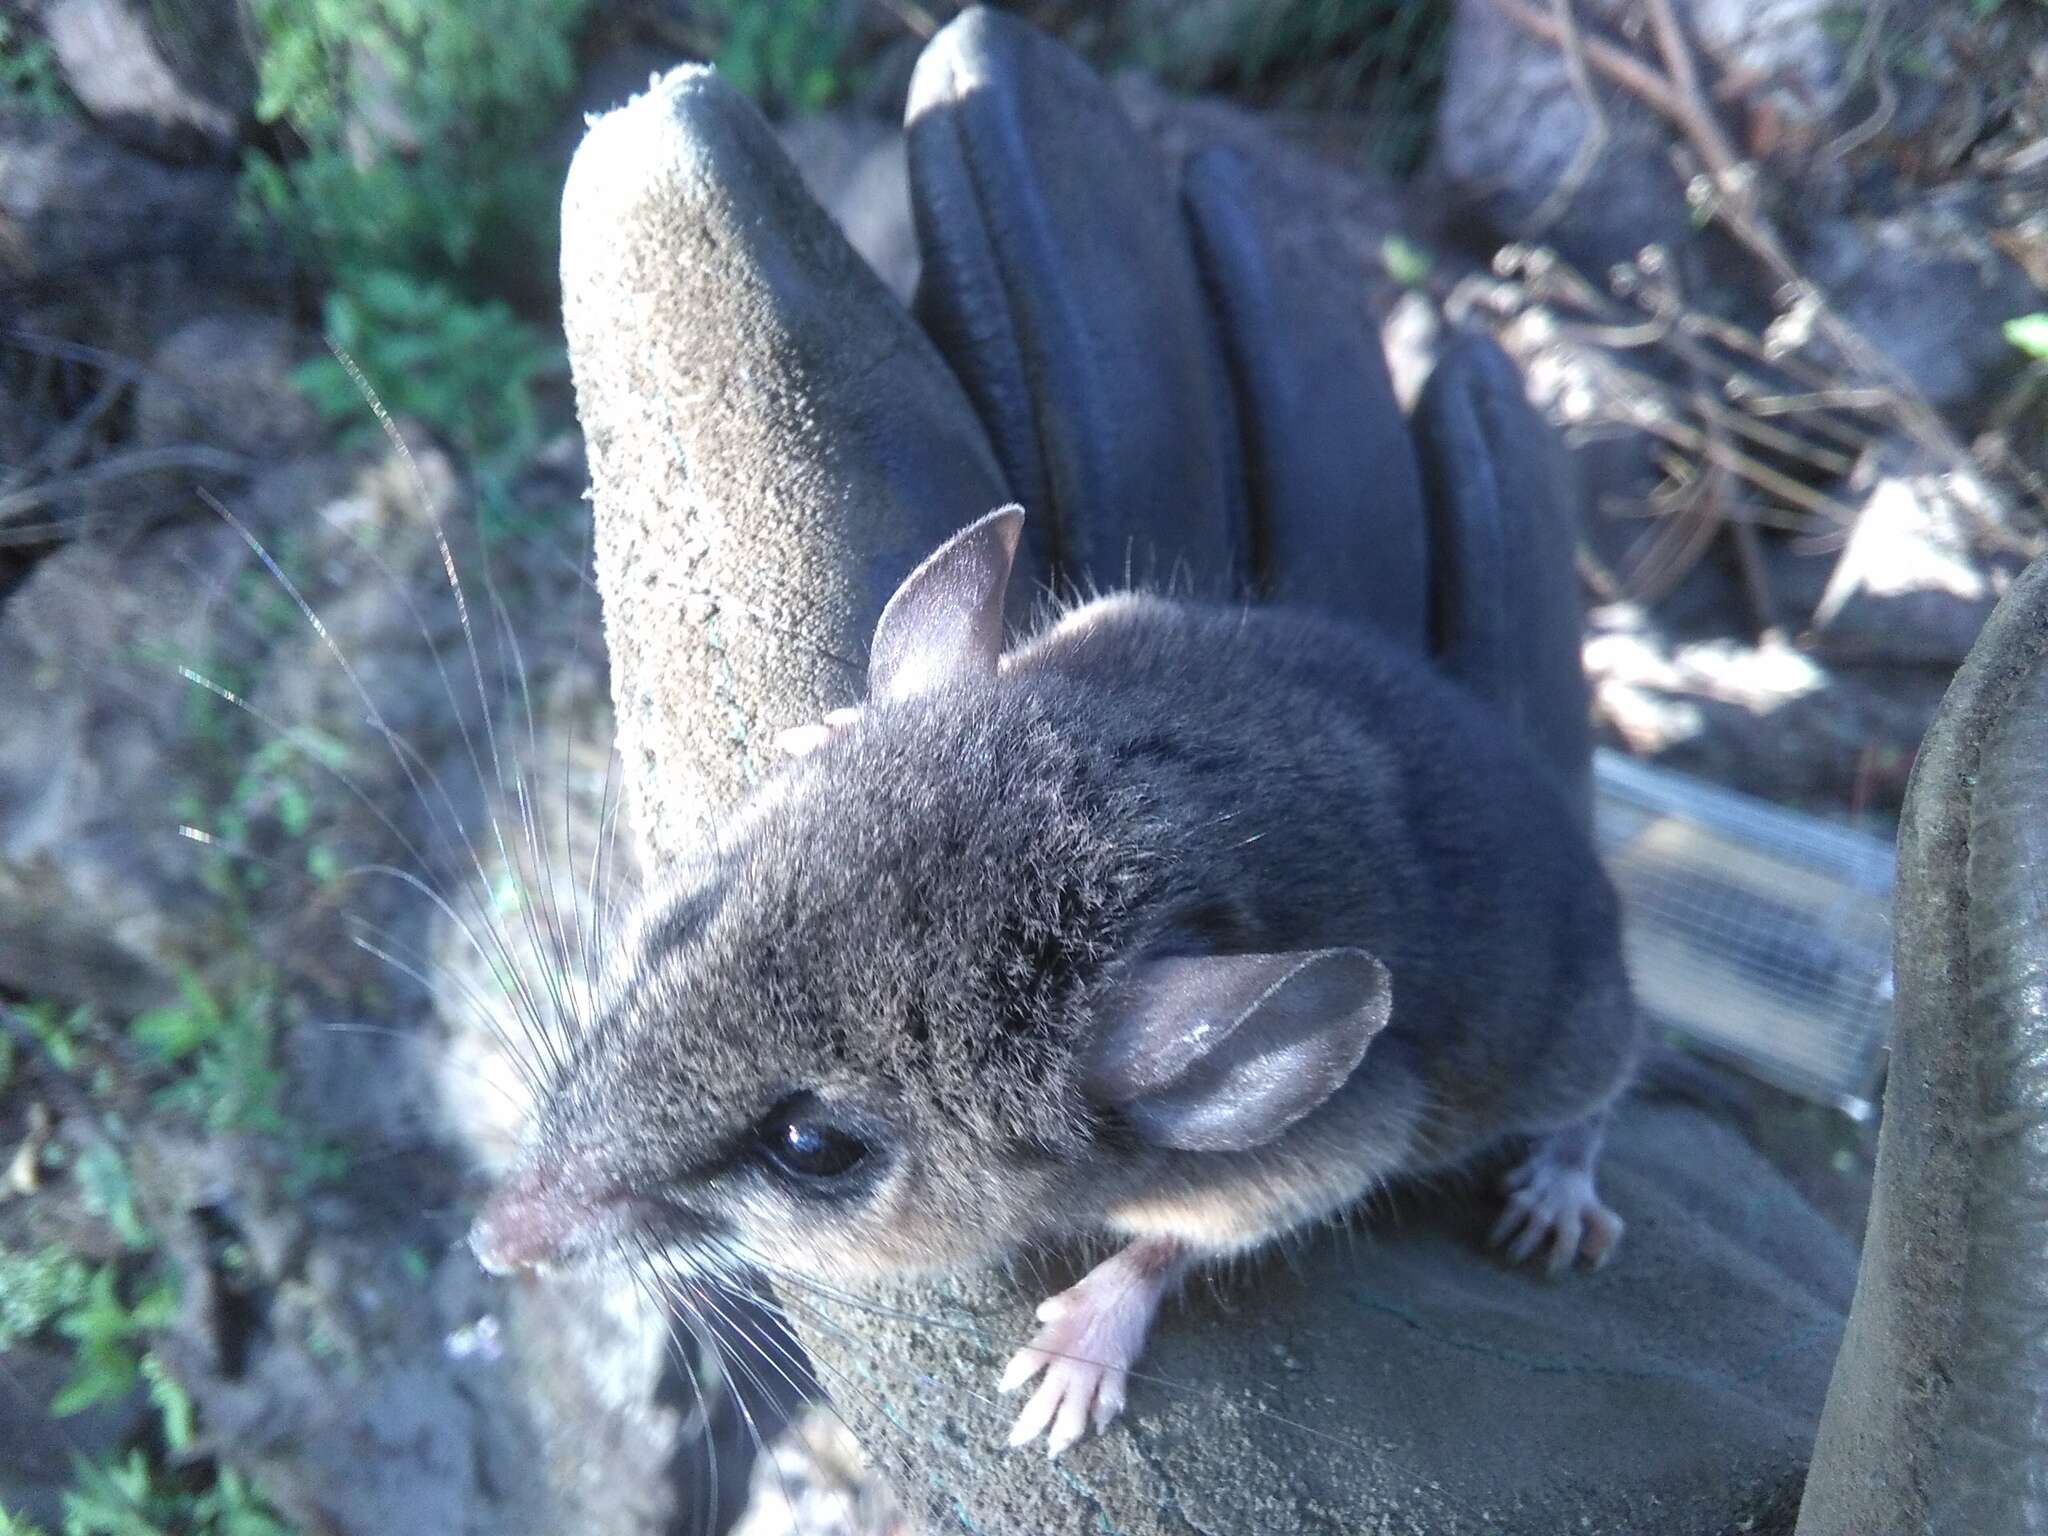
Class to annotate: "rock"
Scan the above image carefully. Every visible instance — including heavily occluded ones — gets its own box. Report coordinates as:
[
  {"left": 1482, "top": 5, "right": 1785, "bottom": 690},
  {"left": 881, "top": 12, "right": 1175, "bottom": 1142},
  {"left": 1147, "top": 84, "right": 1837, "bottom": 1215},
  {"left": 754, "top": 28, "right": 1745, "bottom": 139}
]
[
  {"left": 1810, "top": 452, "right": 2020, "bottom": 667},
  {"left": 134, "top": 311, "right": 321, "bottom": 462},
  {"left": 1797, "top": 192, "right": 2039, "bottom": 415},
  {"left": 0, "top": 516, "right": 244, "bottom": 1014},
  {"left": 1586, "top": 601, "right": 1944, "bottom": 811},
  {"left": 1432, "top": 0, "right": 1696, "bottom": 276},
  {"left": 37, "top": 0, "right": 254, "bottom": 162},
  {"left": 778, "top": 114, "right": 919, "bottom": 306},
  {"left": 1431, "top": 0, "right": 1857, "bottom": 272},
  {"left": 1689, "top": 0, "right": 1843, "bottom": 116},
  {"left": 212, "top": 436, "right": 740, "bottom": 1533},
  {"left": 0, "top": 109, "right": 254, "bottom": 352},
  {"left": 153, "top": 1225, "right": 560, "bottom": 1536}
]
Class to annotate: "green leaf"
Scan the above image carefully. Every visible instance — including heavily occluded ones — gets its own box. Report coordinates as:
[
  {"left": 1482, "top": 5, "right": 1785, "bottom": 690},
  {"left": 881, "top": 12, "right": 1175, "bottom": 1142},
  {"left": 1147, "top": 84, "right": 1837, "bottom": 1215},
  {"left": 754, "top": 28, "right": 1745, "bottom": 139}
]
[
  {"left": 59, "top": 1450, "right": 166, "bottom": 1535},
  {"left": 140, "top": 1355, "right": 195, "bottom": 1453},
  {"left": 130, "top": 976, "right": 223, "bottom": 1063},
  {"left": 2006, "top": 313, "right": 2048, "bottom": 360},
  {"left": 73, "top": 1145, "right": 150, "bottom": 1251},
  {"left": 1381, "top": 235, "right": 1433, "bottom": 287},
  {"left": 49, "top": 1351, "right": 139, "bottom": 1417},
  {"left": 194, "top": 1470, "right": 295, "bottom": 1536},
  {"left": 0, "top": 1244, "right": 92, "bottom": 1349}
]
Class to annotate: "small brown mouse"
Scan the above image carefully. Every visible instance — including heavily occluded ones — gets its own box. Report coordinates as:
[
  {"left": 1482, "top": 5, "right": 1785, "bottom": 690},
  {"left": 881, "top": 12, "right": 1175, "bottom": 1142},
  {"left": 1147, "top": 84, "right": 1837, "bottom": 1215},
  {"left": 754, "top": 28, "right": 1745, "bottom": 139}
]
[{"left": 470, "top": 506, "right": 1642, "bottom": 1456}]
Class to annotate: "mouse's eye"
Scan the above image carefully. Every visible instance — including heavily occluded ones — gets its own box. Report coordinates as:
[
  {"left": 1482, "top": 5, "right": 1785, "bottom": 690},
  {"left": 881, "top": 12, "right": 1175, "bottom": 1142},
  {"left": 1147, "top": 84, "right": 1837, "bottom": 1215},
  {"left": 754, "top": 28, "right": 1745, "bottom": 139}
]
[{"left": 754, "top": 1094, "right": 872, "bottom": 1184}]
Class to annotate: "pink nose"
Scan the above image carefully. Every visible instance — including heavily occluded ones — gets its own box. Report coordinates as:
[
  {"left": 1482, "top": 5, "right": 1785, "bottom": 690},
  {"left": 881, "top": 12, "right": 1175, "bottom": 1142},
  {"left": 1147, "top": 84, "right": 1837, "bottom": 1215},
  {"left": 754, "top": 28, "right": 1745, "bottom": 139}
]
[{"left": 469, "top": 1165, "right": 603, "bottom": 1275}]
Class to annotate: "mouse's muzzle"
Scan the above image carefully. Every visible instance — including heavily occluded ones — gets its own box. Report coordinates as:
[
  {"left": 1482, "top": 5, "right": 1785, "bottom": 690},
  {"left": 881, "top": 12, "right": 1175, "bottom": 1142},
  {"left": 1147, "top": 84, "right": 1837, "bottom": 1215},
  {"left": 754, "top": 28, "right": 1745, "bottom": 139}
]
[{"left": 469, "top": 1158, "right": 617, "bottom": 1275}]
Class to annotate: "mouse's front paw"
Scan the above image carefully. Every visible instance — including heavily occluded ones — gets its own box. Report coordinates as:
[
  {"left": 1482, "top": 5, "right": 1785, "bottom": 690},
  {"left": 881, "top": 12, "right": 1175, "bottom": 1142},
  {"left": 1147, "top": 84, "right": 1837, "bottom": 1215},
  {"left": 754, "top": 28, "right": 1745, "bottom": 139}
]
[
  {"left": 772, "top": 706, "right": 861, "bottom": 758},
  {"left": 997, "top": 1238, "right": 1182, "bottom": 1456},
  {"left": 999, "top": 1314, "right": 1132, "bottom": 1457},
  {"left": 1490, "top": 1153, "right": 1624, "bottom": 1275}
]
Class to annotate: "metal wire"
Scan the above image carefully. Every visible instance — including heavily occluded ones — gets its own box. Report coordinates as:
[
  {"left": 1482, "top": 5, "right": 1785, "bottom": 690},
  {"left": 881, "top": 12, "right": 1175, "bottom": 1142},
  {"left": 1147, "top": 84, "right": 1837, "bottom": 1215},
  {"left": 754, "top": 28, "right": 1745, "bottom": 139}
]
[{"left": 1593, "top": 749, "right": 1895, "bottom": 1114}]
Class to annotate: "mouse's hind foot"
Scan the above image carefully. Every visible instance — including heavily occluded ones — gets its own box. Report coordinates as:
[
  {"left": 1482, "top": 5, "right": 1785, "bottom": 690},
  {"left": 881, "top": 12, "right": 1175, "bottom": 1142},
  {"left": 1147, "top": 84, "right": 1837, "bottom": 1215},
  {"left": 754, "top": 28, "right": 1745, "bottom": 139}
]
[
  {"left": 999, "top": 1237, "right": 1187, "bottom": 1456},
  {"left": 1489, "top": 1115, "right": 1623, "bottom": 1275}
]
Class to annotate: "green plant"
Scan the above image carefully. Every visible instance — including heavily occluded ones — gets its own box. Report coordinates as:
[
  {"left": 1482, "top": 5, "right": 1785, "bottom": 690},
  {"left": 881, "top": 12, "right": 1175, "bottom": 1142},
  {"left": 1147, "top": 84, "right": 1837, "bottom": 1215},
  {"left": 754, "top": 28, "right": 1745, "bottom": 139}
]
[
  {"left": 0, "top": 15, "right": 76, "bottom": 117},
  {"left": 73, "top": 1145, "right": 149, "bottom": 1253},
  {"left": 0, "top": 1244, "right": 175, "bottom": 1420},
  {"left": 0, "top": 1245, "right": 93, "bottom": 1351},
  {"left": 240, "top": 0, "right": 587, "bottom": 473},
  {"left": 699, "top": 0, "right": 854, "bottom": 113},
  {"left": 2006, "top": 312, "right": 2048, "bottom": 359},
  {"left": 131, "top": 971, "right": 287, "bottom": 1139},
  {"left": 1381, "top": 234, "right": 1433, "bottom": 288},
  {"left": 17, "top": 1002, "right": 90, "bottom": 1073},
  {"left": 51, "top": 1450, "right": 294, "bottom": 1536},
  {"left": 50, "top": 1267, "right": 178, "bottom": 1417},
  {"left": 243, "top": 0, "right": 587, "bottom": 274},
  {"left": 291, "top": 272, "right": 557, "bottom": 468},
  {"left": 139, "top": 1356, "right": 195, "bottom": 1453}
]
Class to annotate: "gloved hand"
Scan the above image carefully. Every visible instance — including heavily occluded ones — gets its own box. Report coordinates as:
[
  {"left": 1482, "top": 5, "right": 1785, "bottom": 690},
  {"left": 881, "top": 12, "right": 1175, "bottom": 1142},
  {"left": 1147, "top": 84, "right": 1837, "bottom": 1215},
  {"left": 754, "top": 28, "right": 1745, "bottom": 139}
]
[{"left": 561, "top": 9, "right": 1882, "bottom": 1533}]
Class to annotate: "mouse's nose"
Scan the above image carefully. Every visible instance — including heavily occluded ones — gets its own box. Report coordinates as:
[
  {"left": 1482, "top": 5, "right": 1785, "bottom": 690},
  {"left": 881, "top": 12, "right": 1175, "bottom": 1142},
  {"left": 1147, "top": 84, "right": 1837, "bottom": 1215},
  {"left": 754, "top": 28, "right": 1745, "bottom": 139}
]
[{"left": 469, "top": 1162, "right": 609, "bottom": 1275}]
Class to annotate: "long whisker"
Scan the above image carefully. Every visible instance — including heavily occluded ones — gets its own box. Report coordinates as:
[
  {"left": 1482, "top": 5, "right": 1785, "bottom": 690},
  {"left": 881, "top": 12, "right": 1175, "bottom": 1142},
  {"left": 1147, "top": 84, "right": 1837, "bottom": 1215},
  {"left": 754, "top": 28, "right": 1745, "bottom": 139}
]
[
  {"left": 182, "top": 505, "right": 566, "bottom": 1087},
  {"left": 317, "top": 349, "right": 582, "bottom": 1076},
  {"left": 620, "top": 1249, "right": 726, "bottom": 1536},
  {"left": 170, "top": 669, "right": 556, "bottom": 1087}
]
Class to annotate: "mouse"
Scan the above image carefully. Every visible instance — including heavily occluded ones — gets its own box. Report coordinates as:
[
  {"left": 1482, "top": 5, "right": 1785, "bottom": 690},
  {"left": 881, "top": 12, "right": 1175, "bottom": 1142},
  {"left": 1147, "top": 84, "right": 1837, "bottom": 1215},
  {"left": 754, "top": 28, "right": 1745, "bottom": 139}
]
[{"left": 468, "top": 504, "right": 1643, "bottom": 1457}]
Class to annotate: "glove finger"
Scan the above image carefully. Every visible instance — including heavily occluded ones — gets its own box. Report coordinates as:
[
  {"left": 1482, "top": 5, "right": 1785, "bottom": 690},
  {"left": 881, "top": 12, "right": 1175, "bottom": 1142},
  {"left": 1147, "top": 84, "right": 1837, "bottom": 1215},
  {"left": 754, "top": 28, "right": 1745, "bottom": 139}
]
[
  {"left": 561, "top": 66, "right": 1010, "bottom": 854},
  {"left": 906, "top": 5, "right": 1246, "bottom": 599},
  {"left": 1411, "top": 333, "right": 1591, "bottom": 818},
  {"left": 1180, "top": 144, "right": 1427, "bottom": 644},
  {"left": 1802, "top": 548, "right": 2048, "bottom": 1536}
]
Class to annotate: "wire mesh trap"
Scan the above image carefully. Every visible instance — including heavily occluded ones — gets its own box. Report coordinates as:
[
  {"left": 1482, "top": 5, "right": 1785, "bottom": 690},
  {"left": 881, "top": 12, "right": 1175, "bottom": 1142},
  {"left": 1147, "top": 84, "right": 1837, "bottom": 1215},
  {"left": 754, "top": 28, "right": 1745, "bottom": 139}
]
[{"left": 1592, "top": 750, "right": 1896, "bottom": 1115}]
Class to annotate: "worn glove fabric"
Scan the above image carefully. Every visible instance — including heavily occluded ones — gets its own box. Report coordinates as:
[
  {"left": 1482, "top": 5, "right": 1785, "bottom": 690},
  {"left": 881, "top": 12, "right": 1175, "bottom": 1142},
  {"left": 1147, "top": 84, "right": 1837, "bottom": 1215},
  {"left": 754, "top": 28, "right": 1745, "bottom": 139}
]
[
  {"left": 563, "top": 8, "right": 1873, "bottom": 1532},
  {"left": 1798, "top": 553, "right": 2048, "bottom": 1534}
]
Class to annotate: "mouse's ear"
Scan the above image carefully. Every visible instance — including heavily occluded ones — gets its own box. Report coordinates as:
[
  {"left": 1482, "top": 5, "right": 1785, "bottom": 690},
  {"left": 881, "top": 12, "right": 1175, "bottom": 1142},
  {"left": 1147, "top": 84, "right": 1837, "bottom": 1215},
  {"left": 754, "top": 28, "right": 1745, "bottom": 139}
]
[
  {"left": 868, "top": 505, "right": 1025, "bottom": 702},
  {"left": 1080, "top": 949, "right": 1391, "bottom": 1152}
]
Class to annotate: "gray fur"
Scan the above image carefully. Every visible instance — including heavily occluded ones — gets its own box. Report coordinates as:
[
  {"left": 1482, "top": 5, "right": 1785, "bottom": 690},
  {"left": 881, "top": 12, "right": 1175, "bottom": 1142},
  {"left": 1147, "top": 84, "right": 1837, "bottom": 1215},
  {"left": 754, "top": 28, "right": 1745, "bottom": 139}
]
[{"left": 488, "top": 555, "right": 1640, "bottom": 1286}]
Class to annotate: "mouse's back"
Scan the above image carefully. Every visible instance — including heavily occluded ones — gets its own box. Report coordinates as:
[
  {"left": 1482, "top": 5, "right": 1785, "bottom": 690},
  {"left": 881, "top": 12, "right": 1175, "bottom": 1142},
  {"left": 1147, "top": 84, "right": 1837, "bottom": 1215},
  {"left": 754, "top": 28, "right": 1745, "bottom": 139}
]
[{"left": 997, "top": 588, "right": 1633, "bottom": 1150}]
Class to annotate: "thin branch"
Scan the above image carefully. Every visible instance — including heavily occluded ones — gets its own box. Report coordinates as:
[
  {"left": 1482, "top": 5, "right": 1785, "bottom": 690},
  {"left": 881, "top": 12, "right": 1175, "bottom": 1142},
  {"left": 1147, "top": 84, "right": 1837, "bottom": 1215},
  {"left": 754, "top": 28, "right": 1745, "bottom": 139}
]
[
  {"left": 1522, "top": 0, "right": 1612, "bottom": 239},
  {"left": 1488, "top": 0, "right": 1688, "bottom": 122},
  {"left": 0, "top": 444, "right": 251, "bottom": 532},
  {"left": 1492, "top": 0, "right": 2009, "bottom": 527}
]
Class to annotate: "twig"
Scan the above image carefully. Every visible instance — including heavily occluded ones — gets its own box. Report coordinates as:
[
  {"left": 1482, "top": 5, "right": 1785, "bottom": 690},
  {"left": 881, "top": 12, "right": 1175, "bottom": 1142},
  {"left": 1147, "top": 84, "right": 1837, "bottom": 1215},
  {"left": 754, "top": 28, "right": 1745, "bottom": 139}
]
[
  {"left": 1577, "top": 543, "right": 1624, "bottom": 603},
  {"left": 1493, "top": 0, "right": 2009, "bottom": 527},
  {"left": 1624, "top": 452, "right": 1723, "bottom": 602},
  {"left": 1692, "top": 389, "right": 1855, "bottom": 478},
  {"left": 2, "top": 363, "right": 137, "bottom": 492},
  {"left": 1522, "top": 0, "right": 1612, "bottom": 239},
  {"left": 1487, "top": 0, "right": 1687, "bottom": 122},
  {"left": 1633, "top": 410, "right": 1853, "bottom": 527},
  {"left": 1824, "top": 61, "right": 1897, "bottom": 164},
  {"left": 867, "top": 0, "right": 941, "bottom": 39},
  {"left": 1816, "top": 0, "right": 1892, "bottom": 121},
  {"left": 0, "top": 444, "right": 251, "bottom": 530},
  {"left": 1702, "top": 393, "right": 1783, "bottom": 641}
]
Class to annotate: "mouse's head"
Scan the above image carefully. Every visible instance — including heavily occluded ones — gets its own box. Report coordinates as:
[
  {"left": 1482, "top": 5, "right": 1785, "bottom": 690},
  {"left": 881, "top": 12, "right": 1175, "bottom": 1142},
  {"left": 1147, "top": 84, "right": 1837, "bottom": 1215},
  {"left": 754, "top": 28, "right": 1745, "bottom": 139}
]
[{"left": 469, "top": 509, "right": 1393, "bottom": 1286}]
